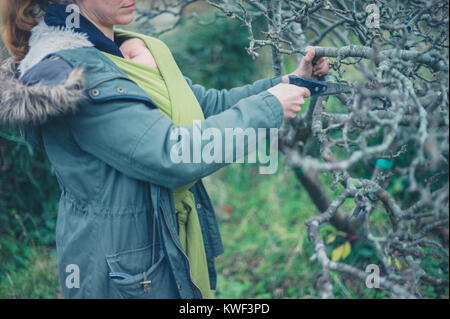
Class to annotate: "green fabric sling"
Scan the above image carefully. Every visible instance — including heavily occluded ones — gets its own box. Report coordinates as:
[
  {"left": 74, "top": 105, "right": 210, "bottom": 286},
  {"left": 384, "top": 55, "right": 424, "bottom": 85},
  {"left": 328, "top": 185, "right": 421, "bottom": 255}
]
[{"left": 102, "top": 29, "right": 212, "bottom": 299}]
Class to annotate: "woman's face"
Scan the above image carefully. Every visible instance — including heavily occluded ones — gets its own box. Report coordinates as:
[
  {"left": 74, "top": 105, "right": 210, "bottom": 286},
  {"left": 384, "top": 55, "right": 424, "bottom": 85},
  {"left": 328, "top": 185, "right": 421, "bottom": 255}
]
[{"left": 75, "top": 0, "right": 136, "bottom": 26}]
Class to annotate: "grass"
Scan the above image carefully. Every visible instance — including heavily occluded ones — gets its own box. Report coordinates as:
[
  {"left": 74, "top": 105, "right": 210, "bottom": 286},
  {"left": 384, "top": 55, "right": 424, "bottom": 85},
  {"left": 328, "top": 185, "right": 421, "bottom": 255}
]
[
  {"left": 206, "top": 157, "right": 324, "bottom": 298},
  {"left": 0, "top": 246, "right": 60, "bottom": 298}
]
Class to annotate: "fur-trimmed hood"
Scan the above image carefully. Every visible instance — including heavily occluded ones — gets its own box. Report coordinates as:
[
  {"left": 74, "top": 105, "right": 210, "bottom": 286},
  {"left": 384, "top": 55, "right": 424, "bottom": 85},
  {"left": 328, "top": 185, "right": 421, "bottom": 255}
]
[{"left": 0, "top": 21, "right": 94, "bottom": 127}]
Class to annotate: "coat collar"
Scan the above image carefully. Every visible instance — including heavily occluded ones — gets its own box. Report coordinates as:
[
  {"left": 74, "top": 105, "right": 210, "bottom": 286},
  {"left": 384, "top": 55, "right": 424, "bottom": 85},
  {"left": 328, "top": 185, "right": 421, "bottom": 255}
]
[{"left": 18, "top": 19, "right": 94, "bottom": 76}]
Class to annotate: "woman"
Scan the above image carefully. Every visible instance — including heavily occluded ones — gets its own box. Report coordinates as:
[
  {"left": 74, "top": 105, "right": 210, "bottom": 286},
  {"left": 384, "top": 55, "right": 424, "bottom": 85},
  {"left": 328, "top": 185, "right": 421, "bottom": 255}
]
[{"left": 0, "top": 0, "right": 329, "bottom": 298}]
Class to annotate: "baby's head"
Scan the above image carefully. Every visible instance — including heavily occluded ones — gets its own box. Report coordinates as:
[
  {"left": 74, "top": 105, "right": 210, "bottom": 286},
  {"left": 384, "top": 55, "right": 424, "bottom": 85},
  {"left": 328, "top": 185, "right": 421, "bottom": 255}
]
[
  {"left": 119, "top": 38, "right": 157, "bottom": 68},
  {"left": 120, "top": 38, "right": 148, "bottom": 60}
]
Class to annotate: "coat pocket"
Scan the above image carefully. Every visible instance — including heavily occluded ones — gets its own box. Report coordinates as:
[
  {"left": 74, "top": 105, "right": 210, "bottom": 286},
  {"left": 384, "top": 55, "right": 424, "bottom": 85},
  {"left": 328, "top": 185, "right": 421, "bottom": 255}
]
[{"left": 105, "top": 243, "right": 179, "bottom": 299}]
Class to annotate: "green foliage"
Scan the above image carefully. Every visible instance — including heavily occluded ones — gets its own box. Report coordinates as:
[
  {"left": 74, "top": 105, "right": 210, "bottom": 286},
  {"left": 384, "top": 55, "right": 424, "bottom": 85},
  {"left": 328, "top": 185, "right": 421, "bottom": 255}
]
[
  {"left": 0, "top": 37, "right": 9, "bottom": 60},
  {"left": 0, "top": 247, "right": 60, "bottom": 298},
  {"left": 0, "top": 129, "right": 59, "bottom": 294},
  {"left": 205, "top": 159, "right": 323, "bottom": 298},
  {"left": 160, "top": 12, "right": 268, "bottom": 89}
]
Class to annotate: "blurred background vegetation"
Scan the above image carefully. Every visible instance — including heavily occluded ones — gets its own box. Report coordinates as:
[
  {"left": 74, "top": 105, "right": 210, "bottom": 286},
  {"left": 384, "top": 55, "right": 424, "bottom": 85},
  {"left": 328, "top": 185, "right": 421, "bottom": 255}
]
[{"left": 0, "top": 3, "right": 447, "bottom": 299}]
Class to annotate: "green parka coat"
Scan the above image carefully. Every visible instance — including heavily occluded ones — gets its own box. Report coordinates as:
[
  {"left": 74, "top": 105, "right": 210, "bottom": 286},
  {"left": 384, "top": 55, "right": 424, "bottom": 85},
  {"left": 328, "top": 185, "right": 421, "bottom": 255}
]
[{"left": 0, "top": 21, "right": 284, "bottom": 298}]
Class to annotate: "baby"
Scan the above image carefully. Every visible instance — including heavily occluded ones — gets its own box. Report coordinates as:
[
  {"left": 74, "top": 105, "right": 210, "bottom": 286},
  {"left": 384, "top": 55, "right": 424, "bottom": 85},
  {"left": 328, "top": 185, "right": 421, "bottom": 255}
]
[{"left": 119, "top": 38, "right": 159, "bottom": 69}]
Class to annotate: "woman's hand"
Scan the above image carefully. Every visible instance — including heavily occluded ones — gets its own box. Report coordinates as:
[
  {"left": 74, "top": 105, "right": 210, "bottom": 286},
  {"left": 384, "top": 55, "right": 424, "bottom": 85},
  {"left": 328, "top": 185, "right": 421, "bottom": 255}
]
[
  {"left": 268, "top": 84, "right": 311, "bottom": 120},
  {"left": 282, "top": 46, "right": 330, "bottom": 83}
]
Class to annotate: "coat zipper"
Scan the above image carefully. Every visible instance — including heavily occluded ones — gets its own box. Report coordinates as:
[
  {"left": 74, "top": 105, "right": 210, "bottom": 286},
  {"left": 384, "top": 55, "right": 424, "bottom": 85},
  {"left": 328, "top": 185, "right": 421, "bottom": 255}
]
[
  {"left": 152, "top": 205, "right": 156, "bottom": 266},
  {"left": 159, "top": 203, "right": 202, "bottom": 297}
]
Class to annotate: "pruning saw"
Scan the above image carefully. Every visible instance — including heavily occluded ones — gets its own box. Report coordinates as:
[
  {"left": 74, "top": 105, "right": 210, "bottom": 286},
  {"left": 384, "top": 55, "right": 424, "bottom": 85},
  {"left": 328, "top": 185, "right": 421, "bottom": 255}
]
[{"left": 288, "top": 75, "right": 351, "bottom": 96}]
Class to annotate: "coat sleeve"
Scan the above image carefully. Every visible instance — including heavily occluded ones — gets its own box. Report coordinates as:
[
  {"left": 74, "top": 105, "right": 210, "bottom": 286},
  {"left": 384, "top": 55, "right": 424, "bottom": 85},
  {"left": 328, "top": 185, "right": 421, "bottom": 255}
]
[
  {"left": 69, "top": 84, "right": 284, "bottom": 190},
  {"left": 184, "top": 75, "right": 283, "bottom": 118}
]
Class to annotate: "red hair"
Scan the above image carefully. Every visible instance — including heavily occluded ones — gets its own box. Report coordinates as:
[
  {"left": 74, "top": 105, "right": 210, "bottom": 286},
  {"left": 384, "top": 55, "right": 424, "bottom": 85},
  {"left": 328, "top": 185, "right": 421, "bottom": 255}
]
[{"left": 1, "top": 0, "right": 63, "bottom": 63}]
